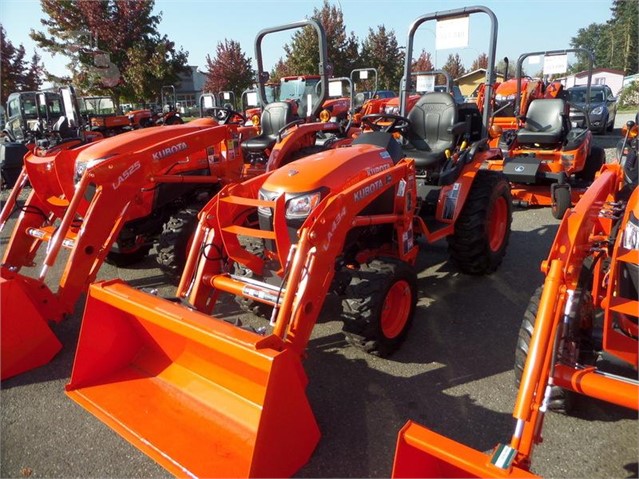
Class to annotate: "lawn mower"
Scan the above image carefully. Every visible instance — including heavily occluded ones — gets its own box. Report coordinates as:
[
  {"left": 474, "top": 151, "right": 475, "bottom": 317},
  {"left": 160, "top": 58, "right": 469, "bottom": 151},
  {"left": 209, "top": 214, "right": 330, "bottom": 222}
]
[
  {"left": 63, "top": 6, "right": 512, "bottom": 478},
  {"left": 485, "top": 48, "right": 605, "bottom": 219},
  {"left": 391, "top": 119, "right": 638, "bottom": 478}
]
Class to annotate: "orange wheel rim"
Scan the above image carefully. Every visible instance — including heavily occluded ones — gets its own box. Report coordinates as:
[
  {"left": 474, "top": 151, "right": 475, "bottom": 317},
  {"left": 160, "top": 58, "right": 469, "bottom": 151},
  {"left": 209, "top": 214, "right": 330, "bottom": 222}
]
[
  {"left": 381, "top": 280, "right": 412, "bottom": 338},
  {"left": 488, "top": 196, "right": 508, "bottom": 252}
]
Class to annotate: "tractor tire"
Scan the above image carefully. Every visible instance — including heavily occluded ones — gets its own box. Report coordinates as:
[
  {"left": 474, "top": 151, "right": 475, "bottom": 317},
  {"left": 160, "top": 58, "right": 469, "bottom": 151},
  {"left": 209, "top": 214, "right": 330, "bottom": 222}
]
[
  {"left": 156, "top": 207, "right": 201, "bottom": 283},
  {"left": 233, "top": 240, "right": 274, "bottom": 319},
  {"left": 551, "top": 186, "right": 571, "bottom": 219},
  {"left": 576, "top": 145, "right": 606, "bottom": 183},
  {"left": 447, "top": 170, "right": 512, "bottom": 275},
  {"left": 105, "top": 244, "right": 152, "bottom": 267},
  {"left": 514, "top": 286, "right": 576, "bottom": 414},
  {"left": 341, "top": 258, "right": 417, "bottom": 357}
]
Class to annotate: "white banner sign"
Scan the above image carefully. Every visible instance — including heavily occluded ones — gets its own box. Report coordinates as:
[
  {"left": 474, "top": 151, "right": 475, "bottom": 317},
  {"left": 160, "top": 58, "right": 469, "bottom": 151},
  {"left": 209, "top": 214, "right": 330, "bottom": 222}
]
[
  {"left": 436, "top": 16, "right": 469, "bottom": 49},
  {"left": 246, "top": 91, "right": 258, "bottom": 107},
  {"left": 543, "top": 54, "right": 568, "bottom": 75},
  {"left": 416, "top": 75, "right": 435, "bottom": 92},
  {"left": 359, "top": 70, "right": 369, "bottom": 80},
  {"left": 329, "top": 81, "right": 344, "bottom": 97}
]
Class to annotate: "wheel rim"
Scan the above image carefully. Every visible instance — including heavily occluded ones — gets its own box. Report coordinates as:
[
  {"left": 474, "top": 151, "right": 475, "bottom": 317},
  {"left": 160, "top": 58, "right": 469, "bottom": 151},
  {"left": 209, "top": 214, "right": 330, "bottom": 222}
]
[
  {"left": 487, "top": 195, "right": 508, "bottom": 252},
  {"left": 381, "top": 280, "right": 412, "bottom": 338}
]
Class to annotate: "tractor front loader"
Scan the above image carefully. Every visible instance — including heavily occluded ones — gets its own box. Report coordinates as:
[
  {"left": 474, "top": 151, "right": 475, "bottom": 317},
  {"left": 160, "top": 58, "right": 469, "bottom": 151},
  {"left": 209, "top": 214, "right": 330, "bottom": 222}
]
[
  {"left": 0, "top": 119, "right": 254, "bottom": 380},
  {"left": 63, "top": 6, "right": 513, "bottom": 478},
  {"left": 391, "top": 120, "right": 639, "bottom": 478}
]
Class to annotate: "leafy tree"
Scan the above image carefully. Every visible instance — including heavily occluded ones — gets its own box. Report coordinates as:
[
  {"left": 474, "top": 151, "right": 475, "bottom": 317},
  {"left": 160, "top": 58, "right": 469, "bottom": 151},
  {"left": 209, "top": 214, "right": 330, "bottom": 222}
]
[
  {"left": 411, "top": 49, "right": 434, "bottom": 72},
  {"left": 571, "top": 0, "right": 637, "bottom": 75},
  {"left": 1, "top": 25, "right": 44, "bottom": 104},
  {"left": 204, "top": 39, "right": 255, "bottom": 100},
  {"left": 284, "top": 0, "right": 359, "bottom": 77},
  {"left": 30, "top": 0, "right": 189, "bottom": 104},
  {"left": 360, "top": 25, "right": 404, "bottom": 91},
  {"left": 270, "top": 58, "right": 293, "bottom": 83},
  {"left": 442, "top": 53, "right": 466, "bottom": 80},
  {"left": 471, "top": 53, "right": 489, "bottom": 71}
]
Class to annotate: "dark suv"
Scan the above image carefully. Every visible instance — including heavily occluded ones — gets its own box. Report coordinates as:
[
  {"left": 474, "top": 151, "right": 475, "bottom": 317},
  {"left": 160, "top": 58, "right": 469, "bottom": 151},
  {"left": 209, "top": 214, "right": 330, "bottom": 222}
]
[{"left": 567, "top": 84, "right": 617, "bottom": 134}]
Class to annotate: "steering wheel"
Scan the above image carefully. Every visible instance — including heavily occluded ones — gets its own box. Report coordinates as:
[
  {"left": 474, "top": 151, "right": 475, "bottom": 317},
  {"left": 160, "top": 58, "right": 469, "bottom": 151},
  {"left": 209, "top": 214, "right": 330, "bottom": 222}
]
[
  {"left": 207, "top": 106, "right": 247, "bottom": 125},
  {"left": 361, "top": 113, "right": 411, "bottom": 134}
]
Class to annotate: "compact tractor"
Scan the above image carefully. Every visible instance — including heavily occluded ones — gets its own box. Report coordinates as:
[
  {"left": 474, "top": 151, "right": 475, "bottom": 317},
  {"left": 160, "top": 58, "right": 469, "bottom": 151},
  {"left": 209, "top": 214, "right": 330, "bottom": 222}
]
[
  {"left": 0, "top": 19, "right": 353, "bottom": 382},
  {"left": 63, "top": 7, "right": 512, "bottom": 478},
  {"left": 391, "top": 119, "right": 638, "bottom": 478},
  {"left": 1, "top": 87, "right": 101, "bottom": 187},
  {"left": 485, "top": 49, "right": 606, "bottom": 219}
]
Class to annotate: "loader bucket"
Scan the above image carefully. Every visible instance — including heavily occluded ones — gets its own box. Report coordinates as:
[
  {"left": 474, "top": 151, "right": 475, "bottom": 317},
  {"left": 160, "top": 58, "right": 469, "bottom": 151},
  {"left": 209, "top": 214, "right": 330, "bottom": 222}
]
[
  {"left": 65, "top": 279, "right": 320, "bottom": 478},
  {"left": 1, "top": 273, "right": 63, "bottom": 380},
  {"left": 392, "top": 421, "right": 538, "bottom": 478}
]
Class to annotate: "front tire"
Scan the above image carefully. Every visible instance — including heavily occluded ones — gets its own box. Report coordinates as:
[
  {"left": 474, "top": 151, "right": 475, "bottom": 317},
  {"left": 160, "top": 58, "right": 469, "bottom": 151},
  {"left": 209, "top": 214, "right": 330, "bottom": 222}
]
[
  {"left": 156, "top": 207, "right": 200, "bottom": 283},
  {"left": 341, "top": 258, "right": 417, "bottom": 357},
  {"left": 551, "top": 186, "right": 571, "bottom": 219},
  {"left": 447, "top": 170, "right": 512, "bottom": 275}
]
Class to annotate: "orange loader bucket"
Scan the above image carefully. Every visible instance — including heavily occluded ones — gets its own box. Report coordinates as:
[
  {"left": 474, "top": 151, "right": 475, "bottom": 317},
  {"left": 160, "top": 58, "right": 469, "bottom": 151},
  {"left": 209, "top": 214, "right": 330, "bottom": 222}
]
[
  {"left": 392, "top": 421, "right": 538, "bottom": 478},
  {"left": 1, "top": 270, "right": 63, "bottom": 380},
  {"left": 65, "top": 279, "right": 320, "bottom": 478}
]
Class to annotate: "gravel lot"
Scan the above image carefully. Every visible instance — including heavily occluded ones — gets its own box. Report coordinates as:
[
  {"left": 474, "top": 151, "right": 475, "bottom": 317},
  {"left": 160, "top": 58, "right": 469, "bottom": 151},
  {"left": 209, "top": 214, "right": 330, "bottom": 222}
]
[{"left": 1, "top": 113, "right": 637, "bottom": 478}]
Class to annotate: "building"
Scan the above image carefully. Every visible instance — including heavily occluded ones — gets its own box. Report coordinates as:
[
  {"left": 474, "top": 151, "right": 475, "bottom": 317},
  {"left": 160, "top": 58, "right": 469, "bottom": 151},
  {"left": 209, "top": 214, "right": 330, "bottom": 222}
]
[
  {"left": 455, "top": 68, "right": 506, "bottom": 99},
  {"left": 561, "top": 68, "right": 625, "bottom": 96},
  {"left": 174, "top": 66, "right": 207, "bottom": 113}
]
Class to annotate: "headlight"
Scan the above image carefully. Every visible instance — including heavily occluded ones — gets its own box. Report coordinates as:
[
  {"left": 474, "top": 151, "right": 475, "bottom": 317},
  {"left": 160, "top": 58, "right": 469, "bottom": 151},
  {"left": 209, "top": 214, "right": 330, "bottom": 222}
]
[
  {"left": 622, "top": 213, "right": 639, "bottom": 250},
  {"left": 384, "top": 105, "right": 400, "bottom": 115},
  {"left": 74, "top": 157, "right": 109, "bottom": 184},
  {"left": 285, "top": 191, "right": 322, "bottom": 219},
  {"left": 590, "top": 106, "right": 604, "bottom": 116}
]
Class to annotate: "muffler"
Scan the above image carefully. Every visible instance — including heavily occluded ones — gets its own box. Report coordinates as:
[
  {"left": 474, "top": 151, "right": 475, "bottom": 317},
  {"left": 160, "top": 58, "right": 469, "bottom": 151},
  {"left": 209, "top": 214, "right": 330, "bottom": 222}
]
[{"left": 65, "top": 279, "right": 320, "bottom": 478}]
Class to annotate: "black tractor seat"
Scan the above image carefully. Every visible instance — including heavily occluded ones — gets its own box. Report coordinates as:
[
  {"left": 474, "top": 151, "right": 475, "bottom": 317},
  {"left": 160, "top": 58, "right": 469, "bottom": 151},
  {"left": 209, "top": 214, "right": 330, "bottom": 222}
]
[
  {"left": 241, "top": 101, "right": 295, "bottom": 153},
  {"left": 516, "top": 98, "right": 569, "bottom": 147},
  {"left": 402, "top": 92, "right": 459, "bottom": 169}
]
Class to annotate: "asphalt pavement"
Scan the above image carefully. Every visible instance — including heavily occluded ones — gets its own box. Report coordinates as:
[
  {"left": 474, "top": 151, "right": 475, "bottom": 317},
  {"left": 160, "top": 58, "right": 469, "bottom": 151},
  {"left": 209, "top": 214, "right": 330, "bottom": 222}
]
[{"left": 1, "top": 113, "right": 637, "bottom": 478}]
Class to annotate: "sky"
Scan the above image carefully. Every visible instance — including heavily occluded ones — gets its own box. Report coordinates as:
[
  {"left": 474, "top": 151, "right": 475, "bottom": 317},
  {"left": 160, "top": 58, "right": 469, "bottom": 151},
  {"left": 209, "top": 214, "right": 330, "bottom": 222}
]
[{"left": 1, "top": 0, "right": 614, "bottom": 80}]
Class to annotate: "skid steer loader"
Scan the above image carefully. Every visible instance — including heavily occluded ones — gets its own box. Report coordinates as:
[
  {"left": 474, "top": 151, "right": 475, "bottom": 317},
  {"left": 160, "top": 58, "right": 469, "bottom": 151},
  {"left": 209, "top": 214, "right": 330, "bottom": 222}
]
[
  {"left": 391, "top": 120, "right": 638, "bottom": 478},
  {"left": 64, "top": 6, "right": 512, "bottom": 478}
]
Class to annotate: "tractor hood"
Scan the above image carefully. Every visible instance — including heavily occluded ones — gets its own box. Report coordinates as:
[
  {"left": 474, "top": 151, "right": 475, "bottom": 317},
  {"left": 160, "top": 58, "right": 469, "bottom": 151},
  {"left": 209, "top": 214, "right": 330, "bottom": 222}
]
[
  {"left": 74, "top": 119, "right": 218, "bottom": 164},
  {"left": 261, "top": 143, "right": 395, "bottom": 195}
]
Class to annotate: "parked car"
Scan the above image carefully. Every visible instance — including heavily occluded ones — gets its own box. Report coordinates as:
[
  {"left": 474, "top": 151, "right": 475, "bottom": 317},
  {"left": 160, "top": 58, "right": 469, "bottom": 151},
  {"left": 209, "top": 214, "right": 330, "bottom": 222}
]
[{"left": 567, "top": 84, "right": 617, "bottom": 134}]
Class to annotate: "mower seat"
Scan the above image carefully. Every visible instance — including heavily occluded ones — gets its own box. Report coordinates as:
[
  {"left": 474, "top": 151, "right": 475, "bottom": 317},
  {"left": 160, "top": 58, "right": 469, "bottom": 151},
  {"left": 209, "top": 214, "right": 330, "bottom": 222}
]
[
  {"left": 516, "top": 99, "right": 567, "bottom": 146},
  {"left": 402, "top": 92, "right": 458, "bottom": 169},
  {"left": 241, "top": 102, "right": 295, "bottom": 153}
]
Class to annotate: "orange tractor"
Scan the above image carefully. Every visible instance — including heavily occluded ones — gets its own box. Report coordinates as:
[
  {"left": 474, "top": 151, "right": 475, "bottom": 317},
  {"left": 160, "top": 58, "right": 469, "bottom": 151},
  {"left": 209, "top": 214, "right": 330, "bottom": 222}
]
[
  {"left": 63, "top": 6, "right": 512, "bottom": 478},
  {"left": 485, "top": 48, "right": 605, "bottom": 219},
  {"left": 391, "top": 119, "right": 638, "bottom": 478},
  {"left": 0, "top": 117, "right": 259, "bottom": 380}
]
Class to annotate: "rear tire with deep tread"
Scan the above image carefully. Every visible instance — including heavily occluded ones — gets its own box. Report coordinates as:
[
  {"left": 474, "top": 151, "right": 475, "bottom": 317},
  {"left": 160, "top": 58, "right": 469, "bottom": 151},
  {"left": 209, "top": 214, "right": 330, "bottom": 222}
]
[
  {"left": 447, "top": 170, "right": 512, "bottom": 275},
  {"left": 156, "top": 207, "right": 201, "bottom": 283},
  {"left": 341, "top": 258, "right": 417, "bottom": 357}
]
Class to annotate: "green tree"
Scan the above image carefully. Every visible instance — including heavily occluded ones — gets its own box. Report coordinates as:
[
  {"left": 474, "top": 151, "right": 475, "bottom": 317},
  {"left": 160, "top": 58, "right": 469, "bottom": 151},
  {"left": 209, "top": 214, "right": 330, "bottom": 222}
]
[
  {"left": 570, "top": 0, "right": 637, "bottom": 75},
  {"left": 360, "top": 25, "right": 404, "bottom": 91},
  {"left": 442, "top": 53, "right": 466, "bottom": 80},
  {"left": 204, "top": 39, "right": 255, "bottom": 101},
  {"left": 284, "top": 0, "right": 359, "bottom": 77},
  {"left": 30, "top": 0, "right": 189, "bottom": 104}
]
